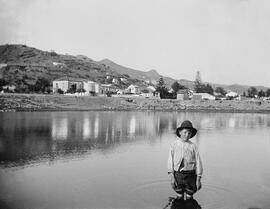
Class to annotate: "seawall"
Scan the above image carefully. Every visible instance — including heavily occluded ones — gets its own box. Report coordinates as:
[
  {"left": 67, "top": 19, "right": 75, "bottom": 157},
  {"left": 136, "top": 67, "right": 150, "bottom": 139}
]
[{"left": 1, "top": 94, "right": 270, "bottom": 113}]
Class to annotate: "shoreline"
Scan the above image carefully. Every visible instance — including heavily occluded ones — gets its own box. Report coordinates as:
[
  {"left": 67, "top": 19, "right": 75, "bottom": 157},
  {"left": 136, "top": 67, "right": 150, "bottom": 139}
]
[{"left": 1, "top": 93, "right": 270, "bottom": 113}]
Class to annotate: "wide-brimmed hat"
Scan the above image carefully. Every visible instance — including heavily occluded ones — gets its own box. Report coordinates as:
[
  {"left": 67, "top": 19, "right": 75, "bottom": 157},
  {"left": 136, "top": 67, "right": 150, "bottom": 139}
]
[{"left": 176, "top": 120, "right": 197, "bottom": 138}]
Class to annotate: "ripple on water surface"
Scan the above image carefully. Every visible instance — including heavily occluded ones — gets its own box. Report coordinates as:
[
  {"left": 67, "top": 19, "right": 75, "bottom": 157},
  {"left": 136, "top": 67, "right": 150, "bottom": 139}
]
[{"left": 128, "top": 178, "right": 254, "bottom": 209}]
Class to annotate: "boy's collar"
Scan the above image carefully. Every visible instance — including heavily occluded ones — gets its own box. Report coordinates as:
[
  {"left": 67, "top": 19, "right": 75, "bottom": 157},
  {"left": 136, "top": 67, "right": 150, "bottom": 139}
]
[{"left": 177, "top": 138, "right": 191, "bottom": 143}]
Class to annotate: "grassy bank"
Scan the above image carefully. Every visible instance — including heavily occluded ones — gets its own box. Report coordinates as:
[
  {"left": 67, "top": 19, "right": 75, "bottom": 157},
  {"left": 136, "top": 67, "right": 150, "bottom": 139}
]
[{"left": 1, "top": 93, "right": 270, "bottom": 113}]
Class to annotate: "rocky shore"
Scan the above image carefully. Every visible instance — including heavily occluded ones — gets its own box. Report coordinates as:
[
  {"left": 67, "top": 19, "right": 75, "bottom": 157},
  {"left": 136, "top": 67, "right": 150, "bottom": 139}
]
[{"left": 1, "top": 93, "right": 270, "bottom": 113}]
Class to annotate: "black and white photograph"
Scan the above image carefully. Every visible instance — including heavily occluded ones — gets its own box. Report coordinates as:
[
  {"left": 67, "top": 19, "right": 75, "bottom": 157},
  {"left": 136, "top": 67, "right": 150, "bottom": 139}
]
[{"left": 0, "top": 0, "right": 270, "bottom": 209}]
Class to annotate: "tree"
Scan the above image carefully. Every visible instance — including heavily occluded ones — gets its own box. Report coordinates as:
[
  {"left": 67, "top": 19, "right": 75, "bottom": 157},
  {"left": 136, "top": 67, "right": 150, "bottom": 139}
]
[
  {"left": 205, "top": 84, "right": 214, "bottom": 95},
  {"left": 66, "top": 84, "right": 77, "bottom": 94},
  {"left": 247, "top": 87, "right": 258, "bottom": 98},
  {"left": 157, "top": 77, "right": 165, "bottom": 87},
  {"left": 258, "top": 89, "right": 265, "bottom": 98},
  {"left": 57, "top": 89, "right": 64, "bottom": 94},
  {"left": 0, "top": 78, "right": 7, "bottom": 91},
  {"left": 156, "top": 77, "right": 168, "bottom": 98},
  {"left": 46, "top": 88, "right": 52, "bottom": 94},
  {"left": 77, "top": 88, "right": 86, "bottom": 93},
  {"left": 141, "top": 89, "right": 149, "bottom": 93},
  {"left": 33, "top": 77, "right": 50, "bottom": 93},
  {"left": 0, "top": 78, "right": 7, "bottom": 88},
  {"left": 195, "top": 83, "right": 214, "bottom": 95},
  {"left": 49, "top": 50, "right": 58, "bottom": 56},
  {"left": 105, "top": 77, "right": 113, "bottom": 84},
  {"left": 194, "top": 71, "right": 204, "bottom": 93},
  {"left": 171, "top": 81, "right": 185, "bottom": 93},
  {"left": 195, "top": 71, "right": 202, "bottom": 84},
  {"left": 215, "top": 87, "right": 226, "bottom": 96},
  {"left": 265, "top": 89, "right": 270, "bottom": 97}
]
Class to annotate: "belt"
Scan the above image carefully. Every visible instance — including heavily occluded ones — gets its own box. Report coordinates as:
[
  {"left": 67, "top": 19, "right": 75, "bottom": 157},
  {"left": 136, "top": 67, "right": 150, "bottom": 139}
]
[{"left": 175, "top": 170, "right": 196, "bottom": 175}]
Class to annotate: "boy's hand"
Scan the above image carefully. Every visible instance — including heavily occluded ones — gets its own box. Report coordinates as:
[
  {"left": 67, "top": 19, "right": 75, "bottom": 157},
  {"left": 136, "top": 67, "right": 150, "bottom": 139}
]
[
  {"left": 196, "top": 177, "right": 202, "bottom": 190},
  {"left": 170, "top": 174, "right": 177, "bottom": 189}
]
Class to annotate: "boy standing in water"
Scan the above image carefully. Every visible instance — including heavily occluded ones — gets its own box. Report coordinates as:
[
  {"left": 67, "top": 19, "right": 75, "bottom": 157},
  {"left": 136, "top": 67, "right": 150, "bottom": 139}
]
[{"left": 168, "top": 120, "right": 203, "bottom": 200}]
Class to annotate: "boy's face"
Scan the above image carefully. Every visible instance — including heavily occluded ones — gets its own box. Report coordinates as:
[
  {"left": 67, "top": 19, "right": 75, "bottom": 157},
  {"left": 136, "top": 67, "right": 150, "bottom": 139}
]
[{"left": 179, "top": 128, "right": 191, "bottom": 141}]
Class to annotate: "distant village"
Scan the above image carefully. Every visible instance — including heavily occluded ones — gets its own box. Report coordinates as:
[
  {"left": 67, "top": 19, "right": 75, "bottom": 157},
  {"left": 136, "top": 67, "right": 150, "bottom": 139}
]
[
  {"left": 1, "top": 44, "right": 270, "bottom": 102},
  {"left": 1, "top": 75, "right": 254, "bottom": 102},
  {"left": 1, "top": 66, "right": 269, "bottom": 101},
  {"left": 49, "top": 76, "right": 245, "bottom": 101}
]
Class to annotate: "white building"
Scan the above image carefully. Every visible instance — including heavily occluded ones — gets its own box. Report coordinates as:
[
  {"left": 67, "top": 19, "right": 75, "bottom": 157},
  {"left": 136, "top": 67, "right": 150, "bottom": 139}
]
[
  {"left": 141, "top": 86, "right": 156, "bottom": 98},
  {"left": 192, "top": 93, "right": 215, "bottom": 100},
  {"left": 100, "top": 84, "right": 118, "bottom": 95},
  {"left": 117, "top": 89, "right": 125, "bottom": 95},
  {"left": 0, "top": 63, "right": 7, "bottom": 69},
  {"left": 226, "top": 91, "right": 238, "bottom": 98},
  {"left": 83, "top": 81, "right": 100, "bottom": 95},
  {"left": 2, "top": 85, "right": 16, "bottom": 92},
  {"left": 112, "top": 78, "right": 119, "bottom": 85},
  {"left": 168, "top": 88, "right": 174, "bottom": 93},
  {"left": 52, "top": 62, "right": 65, "bottom": 67},
  {"left": 177, "top": 89, "right": 190, "bottom": 100},
  {"left": 127, "top": 85, "right": 140, "bottom": 94},
  {"left": 147, "top": 86, "right": 156, "bottom": 92},
  {"left": 53, "top": 78, "right": 84, "bottom": 93}
]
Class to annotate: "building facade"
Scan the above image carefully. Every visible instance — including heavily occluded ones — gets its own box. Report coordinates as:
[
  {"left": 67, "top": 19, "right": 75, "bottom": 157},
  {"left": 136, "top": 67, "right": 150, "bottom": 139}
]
[
  {"left": 83, "top": 81, "right": 100, "bottom": 95},
  {"left": 53, "top": 78, "right": 84, "bottom": 93},
  {"left": 127, "top": 85, "right": 140, "bottom": 94}
]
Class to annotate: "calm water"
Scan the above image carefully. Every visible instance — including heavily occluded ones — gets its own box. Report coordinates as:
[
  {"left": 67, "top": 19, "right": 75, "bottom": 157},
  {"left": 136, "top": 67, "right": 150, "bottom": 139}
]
[{"left": 0, "top": 111, "right": 270, "bottom": 209}]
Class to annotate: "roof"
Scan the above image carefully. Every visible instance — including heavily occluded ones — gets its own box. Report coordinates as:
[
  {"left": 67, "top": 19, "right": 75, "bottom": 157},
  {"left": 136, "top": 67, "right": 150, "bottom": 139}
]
[
  {"left": 54, "top": 77, "right": 88, "bottom": 82},
  {"left": 128, "top": 84, "right": 139, "bottom": 88},
  {"left": 101, "top": 84, "right": 111, "bottom": 87},
  {"left": 177, "top": 89, "right": 189, "bottom": 94},
  {"left": 193, "top": 93, "right": 215, "bottom": 98},
  {"left": 84, "top": 80, "right": 98, "bottom": 84},
  {"left": 147, "top": 86, "right": 156, "bottom": 92},
  {"left": 226, "top": 91, "right": 238, "bottom": 97}
]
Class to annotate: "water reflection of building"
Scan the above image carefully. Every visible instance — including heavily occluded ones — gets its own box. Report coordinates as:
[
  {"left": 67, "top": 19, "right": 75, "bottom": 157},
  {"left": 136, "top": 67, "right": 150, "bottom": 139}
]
[
  {"left": 83, "top": 116, "right": 91, "bottom": 140},
  {"left": 51, "top": 117, "right": 68, "bottom": 140},
  {"left": 51, "top": 112, "right": 270, "bottom": 148},
  {"left": 129, "top": 116, "right": 136, "bottom": 136},
  {"left": 4, "top": 112, "right": 270, "bottom": 167},
  {"left": 94, "top": 114, "right": 99, "bottom": 139},
  {"left": 51, "top": 112, "right": 253, "bottom": 152}
]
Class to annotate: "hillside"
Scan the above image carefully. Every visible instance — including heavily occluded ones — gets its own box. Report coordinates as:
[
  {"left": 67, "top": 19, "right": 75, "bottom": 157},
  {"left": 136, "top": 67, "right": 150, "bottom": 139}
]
[
  {"left": 0, "top": 44, "right": 269, "bottom": 94},
  {"left": 0, "top": 44, "right": 140, "bottom": 89},
  {"left": 210, "top": 83, "right": 269, "bottom": 95},
  {"left": 99, "top": 59, "right": 175, "bottom": 87},
  {"left": 99, "top": 59, "right": 160, "bottom": 80}
]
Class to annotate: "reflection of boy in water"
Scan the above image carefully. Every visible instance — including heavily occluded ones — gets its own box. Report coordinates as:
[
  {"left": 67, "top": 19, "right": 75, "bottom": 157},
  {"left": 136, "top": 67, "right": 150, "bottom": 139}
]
[
  {"left": 168, "top": 120, "right": 203, "bottom": 200},
  {"left": 170, "top": 198, "right": 201, "bottom": 209}
]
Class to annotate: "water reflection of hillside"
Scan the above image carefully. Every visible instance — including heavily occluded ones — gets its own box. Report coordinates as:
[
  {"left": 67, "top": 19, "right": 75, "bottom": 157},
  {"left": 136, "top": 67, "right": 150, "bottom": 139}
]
[{"left": 1, "top": 112, "right": 270, "bottom": 167}]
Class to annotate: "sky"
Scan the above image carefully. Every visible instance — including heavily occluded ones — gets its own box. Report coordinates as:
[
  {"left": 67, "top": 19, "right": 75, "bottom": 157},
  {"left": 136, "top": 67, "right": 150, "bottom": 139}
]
[{"left": 1, "top": 0, "right": 270, "bottom": 87}]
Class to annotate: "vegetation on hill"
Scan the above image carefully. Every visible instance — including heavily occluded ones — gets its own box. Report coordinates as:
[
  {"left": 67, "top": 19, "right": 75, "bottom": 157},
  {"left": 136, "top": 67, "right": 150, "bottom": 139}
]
[{"left": 0, "top": 44, "right": 148, "bottom": 93}]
